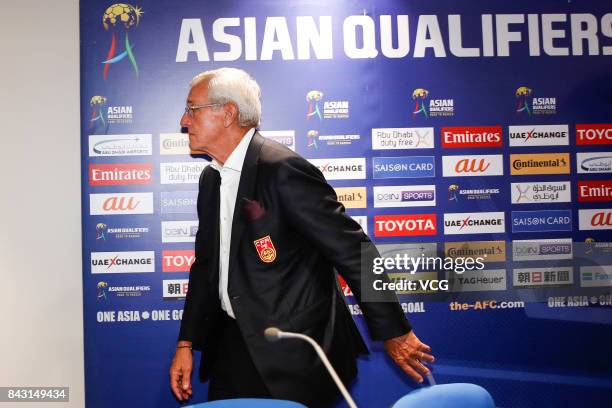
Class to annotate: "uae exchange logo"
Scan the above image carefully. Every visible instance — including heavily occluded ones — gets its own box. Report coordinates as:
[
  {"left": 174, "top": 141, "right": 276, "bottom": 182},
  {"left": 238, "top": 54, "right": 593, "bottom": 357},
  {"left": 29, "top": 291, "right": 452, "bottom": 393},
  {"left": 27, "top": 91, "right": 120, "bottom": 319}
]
[
  {"left": 515, "top": 86, "right": 532, "bottom": 116},
  {"left": 412, "top": 88, "right": 429, "bottom": 119},
  {"left": 306, "top": 90, "right": 323, "bottom": 121},
  {"left": 89, "top": 95, "right": 107, "bottom": 133},
  {"left": 102, "top": 3, "right": 143, "bottom": 80}
]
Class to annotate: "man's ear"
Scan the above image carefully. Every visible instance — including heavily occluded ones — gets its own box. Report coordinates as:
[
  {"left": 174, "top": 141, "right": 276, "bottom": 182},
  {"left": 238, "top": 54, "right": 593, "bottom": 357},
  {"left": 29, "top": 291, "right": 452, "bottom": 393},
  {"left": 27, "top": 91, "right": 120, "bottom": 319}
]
[{"left": 223, "top": 103, "right": 239, "bottom": 127}]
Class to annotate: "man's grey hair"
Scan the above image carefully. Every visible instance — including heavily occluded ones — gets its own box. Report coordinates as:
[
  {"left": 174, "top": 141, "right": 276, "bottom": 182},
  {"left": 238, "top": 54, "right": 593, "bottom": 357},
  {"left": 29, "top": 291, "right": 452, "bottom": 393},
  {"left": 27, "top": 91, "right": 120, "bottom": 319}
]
[{"left": 190, "top": 67, "right": 261, "bottom": 128}]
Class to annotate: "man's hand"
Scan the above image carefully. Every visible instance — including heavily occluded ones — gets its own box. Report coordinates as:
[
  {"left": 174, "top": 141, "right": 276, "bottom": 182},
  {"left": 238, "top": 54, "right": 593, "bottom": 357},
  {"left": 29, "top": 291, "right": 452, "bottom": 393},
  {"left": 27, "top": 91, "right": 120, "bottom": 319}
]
[
  {"left": 169, "top": 342, "right": 194, "bottom": 401},
  {"left": 384, "top": 331, "right": 434, "bottom": 383}
]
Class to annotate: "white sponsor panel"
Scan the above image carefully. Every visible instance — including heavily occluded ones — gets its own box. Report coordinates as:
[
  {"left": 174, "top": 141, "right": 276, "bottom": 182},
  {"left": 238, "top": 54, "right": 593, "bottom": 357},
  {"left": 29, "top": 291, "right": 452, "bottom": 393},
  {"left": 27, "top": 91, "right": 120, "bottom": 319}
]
[
  {"left": 512, "top": 238, "right": 573, "bottom": 261},
  {"left": 160, "top": 161, "right": 209, "bottom": 184},
  {"left": 508, "top": 125, "right": 569, "bottom": 147},
  {"left": 163, "top": 279, "right": 189, "bottom": 299},
  {"left": 377, "top": 243, "right": 438, "bottom": 266},
  {"left": 89, "top": 134, "right": 152, "bottom": 156},
  {"left": 162, "top": 220, "right": 199, "bottom": 243},
  {"left": 260, "top": 130, "right": 296, "bottom": 151},
  {"left": 373, "top": 185, "right": 436, "bottom": 208},
  {"left": 309, "top": 158, "right": 366, "bottom": 180},
  {"left": 371, "top": 127, "right": 434, "bottom": 150},
  {"left": 351, "top": 216, "right": 368, "bottom": 235},
  {"left": 91, "top": 251, "right": 155, "bottom": 274},
  {"left": 89, "top": 193, "right": 154, "bottom": 215},
  {"left": 576, "top": 152, "right": 612, "bottom": 174},
  {"left": 580, "top": 266, "right": 612, "bottom": 288},
  {"left": 579, "top": 209, "right": 612, "bottom": 230},
  {"left": 160, "top": 133, "right": 191, "bottom": 155},
  {"left": 443, "top": 212, "right": 505, "bottom": 235},
  {"left": 511, "top": 181, "right": 571, "bottom": 204},
  {"left": 513, "top": 267, "right": 574, "bottom": 287},
  {"left": 442, "top": 155, "right": 504, "bottom": 177},
  {"left": 446, "top": 269, "right": 506, "bottom": 292}
]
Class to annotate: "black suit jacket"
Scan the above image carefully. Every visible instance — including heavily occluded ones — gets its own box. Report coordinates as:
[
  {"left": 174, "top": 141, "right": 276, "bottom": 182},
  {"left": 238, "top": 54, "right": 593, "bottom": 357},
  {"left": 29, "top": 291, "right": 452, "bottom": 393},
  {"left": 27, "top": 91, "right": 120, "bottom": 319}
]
[{"left": 179, "top": 132, "right": 411, "bottom": 406}]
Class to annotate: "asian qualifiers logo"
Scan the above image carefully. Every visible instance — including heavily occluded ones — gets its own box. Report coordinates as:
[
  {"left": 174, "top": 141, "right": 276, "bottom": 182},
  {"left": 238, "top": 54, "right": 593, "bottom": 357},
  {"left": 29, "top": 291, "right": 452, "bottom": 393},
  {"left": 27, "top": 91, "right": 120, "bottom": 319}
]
[
  {"left": 96, "top": 223, "right": 107, "bottom": 241},
  {"left": 515, "top": 86, "right": 532, "bottom": 116},
  {"left": 307, "top": 130, "right": 318, "bottom": 149},
  {"left": 412, "top": 88, "right": 429, "bottom": 119},
  {"left": 97, "top": 281, "right": 109, "bottom": 300},
  {"left": 102, "top": 3, "right": 143, "bottom": 80},
  {"left": 89, "top": 95, "right": 108, "bottom": 133},
  {"left": 448, "top": 184, "right": 459, "bottom": 202},
  {"left": 306, "top": 90, "right": 323, "bottom": 120}
]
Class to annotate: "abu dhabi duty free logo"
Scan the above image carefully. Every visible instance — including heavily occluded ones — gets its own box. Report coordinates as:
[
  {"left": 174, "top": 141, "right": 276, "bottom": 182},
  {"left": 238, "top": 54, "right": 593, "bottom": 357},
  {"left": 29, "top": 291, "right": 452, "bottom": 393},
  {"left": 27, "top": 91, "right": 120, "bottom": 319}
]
[{"left": 102, "top": 3, "right": 143, "bottom": 80}]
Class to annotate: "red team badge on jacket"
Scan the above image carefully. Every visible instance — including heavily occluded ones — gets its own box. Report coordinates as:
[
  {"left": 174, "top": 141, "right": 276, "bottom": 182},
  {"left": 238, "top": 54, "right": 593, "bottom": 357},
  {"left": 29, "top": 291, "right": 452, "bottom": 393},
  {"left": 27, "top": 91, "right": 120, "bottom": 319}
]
[{"left": 254, "top": 235, "right": 277, "bottom": 263}]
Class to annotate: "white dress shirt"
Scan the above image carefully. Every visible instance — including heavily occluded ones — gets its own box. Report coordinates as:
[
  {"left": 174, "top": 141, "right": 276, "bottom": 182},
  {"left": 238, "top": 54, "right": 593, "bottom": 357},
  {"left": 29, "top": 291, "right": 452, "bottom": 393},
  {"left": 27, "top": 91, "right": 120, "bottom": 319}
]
[{"left": 209, "top": 128, "right": 255, "bottom": 319}]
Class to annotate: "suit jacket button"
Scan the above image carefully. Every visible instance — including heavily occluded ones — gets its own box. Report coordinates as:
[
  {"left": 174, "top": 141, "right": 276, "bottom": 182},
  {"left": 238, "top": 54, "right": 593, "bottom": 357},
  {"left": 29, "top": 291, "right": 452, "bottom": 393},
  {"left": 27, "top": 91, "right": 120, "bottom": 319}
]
[{"left": 231, "top": 295, "right": 240, "bottom": 300}]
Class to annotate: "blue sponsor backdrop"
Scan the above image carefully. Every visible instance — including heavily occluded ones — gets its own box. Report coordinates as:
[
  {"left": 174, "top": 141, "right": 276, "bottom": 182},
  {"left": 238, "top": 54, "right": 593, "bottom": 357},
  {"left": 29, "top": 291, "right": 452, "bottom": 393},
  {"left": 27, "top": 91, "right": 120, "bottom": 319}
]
[{"left": 80, "top": 1, "right": 612, "bottom": 407}]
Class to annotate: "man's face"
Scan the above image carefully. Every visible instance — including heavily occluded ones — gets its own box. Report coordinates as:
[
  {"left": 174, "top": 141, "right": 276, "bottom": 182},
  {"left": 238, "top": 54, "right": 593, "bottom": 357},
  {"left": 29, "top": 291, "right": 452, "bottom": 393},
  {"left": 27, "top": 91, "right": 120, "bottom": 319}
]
[{"left": 180, "top": 80, "right": 226, "bottom": 154}]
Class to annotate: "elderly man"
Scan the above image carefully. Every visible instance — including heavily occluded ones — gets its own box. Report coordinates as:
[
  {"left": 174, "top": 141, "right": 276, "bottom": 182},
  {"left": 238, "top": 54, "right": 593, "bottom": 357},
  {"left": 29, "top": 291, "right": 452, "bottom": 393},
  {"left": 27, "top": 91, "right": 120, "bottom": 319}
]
[{"left": 169, "top": 67, "right": 434, "bottom": 407}]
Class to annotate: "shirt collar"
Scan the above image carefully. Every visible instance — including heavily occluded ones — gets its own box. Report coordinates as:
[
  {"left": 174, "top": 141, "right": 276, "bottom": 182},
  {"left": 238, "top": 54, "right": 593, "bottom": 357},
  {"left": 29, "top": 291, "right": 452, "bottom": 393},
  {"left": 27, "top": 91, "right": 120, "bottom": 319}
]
[{"left": 210, "top": 128, "right": 256, "bottom": 173}]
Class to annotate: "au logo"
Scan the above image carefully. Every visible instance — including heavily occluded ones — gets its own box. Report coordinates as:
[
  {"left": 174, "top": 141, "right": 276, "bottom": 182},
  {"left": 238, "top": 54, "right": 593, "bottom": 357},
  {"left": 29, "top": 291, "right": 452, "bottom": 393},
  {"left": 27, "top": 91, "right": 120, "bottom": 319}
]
[
  {"left": 515, "top": 86, "right": 532, "bottom": 116},
  {"left": 102, "top": 3, "right": 143, "bottom": 80},
  {"left": 254, "top": 235, "right": 277, "bottom": 263},
  {"left": 306, "top": 90, "right": 323, "bottom": 120},
  {"left": 412, "top": 88, "right": 429, "bottom": 119}
]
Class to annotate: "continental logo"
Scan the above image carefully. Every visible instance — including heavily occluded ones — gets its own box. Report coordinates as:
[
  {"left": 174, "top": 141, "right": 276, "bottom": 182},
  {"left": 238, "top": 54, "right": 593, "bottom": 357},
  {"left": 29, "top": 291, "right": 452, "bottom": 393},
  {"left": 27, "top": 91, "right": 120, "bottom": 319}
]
[
  {"left": 334, "top": 187, "right": 366, "bottom": 208},
  {"left": 444, "top": 241, "right": 506, "bottom": 262},
  {"left": 510, "top": 153, "right": 570, "bottom": 175}
]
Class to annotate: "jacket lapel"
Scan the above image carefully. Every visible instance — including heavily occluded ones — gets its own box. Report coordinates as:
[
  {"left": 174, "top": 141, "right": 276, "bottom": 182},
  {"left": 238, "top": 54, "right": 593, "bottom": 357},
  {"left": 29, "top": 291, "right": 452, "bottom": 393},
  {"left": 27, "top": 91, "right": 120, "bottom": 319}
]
[{"left": 227, "top": 132, "right": 265, "bottom": 279}]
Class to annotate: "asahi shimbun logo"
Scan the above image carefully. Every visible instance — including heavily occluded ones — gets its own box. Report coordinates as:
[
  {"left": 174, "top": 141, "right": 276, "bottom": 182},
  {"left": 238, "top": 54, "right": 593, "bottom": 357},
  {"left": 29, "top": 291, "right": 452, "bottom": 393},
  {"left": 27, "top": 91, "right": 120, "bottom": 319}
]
[
  {"left": 306, "top": 90, "right": 349, "bottom": 120},
  {"left": 442, "top": 155, "right": 504, "bottom": 177},
  {"left": 163, "top": 279, "right": 189, "bottom": 299},
  {"left": 306, "top": 129, "right": 360, "bottom": 148},
  {"left": 576, "top": 152, "right": 612, "bottom": 174},
  {"left": 511, "top": 181, "right": 571, "bottom": 204},
  {"left": 576, "top": 124, "right": 612, "bottom": 145},
  {"left": 372, "top": 127, "right": 434, "bottom": 150},
  {"left": 514, "top": 267, "right": 573, "bottom": 287},
  {"left": 443, "top": 212, "right": 505, "bottom": 235},
  {"left": 412, "top": 88, "right": 454, "bottom": 118},
  {"left": 260, "top": 130, "right": 296, "bottom": 151},
  {"left": 515, "top": 86, "right": 557, "bottom": 116},
  {"left": 101, "top": 3, "right": 143, "bottom": 80},
  {"left": 448, "top": 184, "right": 500, "bottom": 202},
  {"left": 508, "top": 125, "right": 569, "bottom": 147}
]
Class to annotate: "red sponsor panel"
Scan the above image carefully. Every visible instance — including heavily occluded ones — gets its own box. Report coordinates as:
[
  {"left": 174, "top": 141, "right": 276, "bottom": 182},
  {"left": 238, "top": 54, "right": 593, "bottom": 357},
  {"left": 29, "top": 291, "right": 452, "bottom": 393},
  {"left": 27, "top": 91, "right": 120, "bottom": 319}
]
[
  {"left": 162, "top": 250, "right": 195, "bottom": 272},
  {"left": 578, "top": 180, "right": 612, "bottom": 202},
  {"left": 441, "top": 126, "right": 503, "bottom": 148},
  {"left": 89, "top": 163, "right": 153, "bottom": 186},
  {"left": 576, "top": 124, "right": 612, "bottom": 145},
  {"left": 374, "top": 214, "right": 437, "bottom": 237}
]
